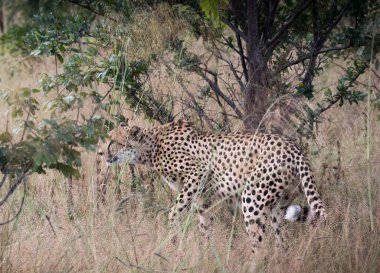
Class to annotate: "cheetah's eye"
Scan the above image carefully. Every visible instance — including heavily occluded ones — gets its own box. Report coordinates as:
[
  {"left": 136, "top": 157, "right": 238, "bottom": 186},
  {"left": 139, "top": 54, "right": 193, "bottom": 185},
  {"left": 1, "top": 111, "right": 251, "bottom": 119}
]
[{"left": 98, "top": 151, "right": 104, "bottom": 156}]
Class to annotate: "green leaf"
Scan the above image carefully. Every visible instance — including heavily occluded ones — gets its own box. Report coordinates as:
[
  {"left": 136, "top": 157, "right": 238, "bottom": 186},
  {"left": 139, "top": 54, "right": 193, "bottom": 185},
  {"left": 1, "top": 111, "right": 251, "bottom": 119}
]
[
  {"left": 56, "top": 53, "right": 64, "bottom": 63},
  {"left": 30, "top": 48, "right": 42, "bottom": 56},
  {"left": 0, "top": 132, "right": 12, "bottom": 143},
  {"left": 53, "top": 162, "right": 80, "bottom": 178},
  {"left": 199, "top": 0, "right": 228, "bottom": 25},
  {"left": 43, "top": 119, "right": 59, "bottom": 127},
  {"left": 324, "top": 88, "right": 332, "bottom": 97}
]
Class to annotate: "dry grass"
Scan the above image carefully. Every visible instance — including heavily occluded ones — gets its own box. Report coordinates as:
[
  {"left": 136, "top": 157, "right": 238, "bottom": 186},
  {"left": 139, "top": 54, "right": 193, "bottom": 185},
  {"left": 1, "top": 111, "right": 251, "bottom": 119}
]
[
  {"left": 1, "top": 36, "right": 380, "bottom": 273},
  {"left": 125, "top": 3, "right": 189, "bottom": 61}
]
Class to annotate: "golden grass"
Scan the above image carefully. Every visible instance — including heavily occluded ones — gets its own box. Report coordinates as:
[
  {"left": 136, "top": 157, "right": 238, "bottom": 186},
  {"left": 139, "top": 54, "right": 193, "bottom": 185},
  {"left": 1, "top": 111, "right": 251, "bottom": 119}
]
[
  {"left": 0, "top": 135, "right": 379, "bottom": 273},
  {"left": 0, "top": 35, "right": 380, "bottom": 273},
  {"left": 125, "top": 3, "right": 189, "bottom": 62}
]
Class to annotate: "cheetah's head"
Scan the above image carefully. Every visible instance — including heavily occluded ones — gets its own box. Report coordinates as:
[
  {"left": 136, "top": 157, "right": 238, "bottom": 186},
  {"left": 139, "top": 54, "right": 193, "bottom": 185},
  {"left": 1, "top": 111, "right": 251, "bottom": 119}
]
[{"left": 98, "top": 123, "right": 150, "bottom": 165}]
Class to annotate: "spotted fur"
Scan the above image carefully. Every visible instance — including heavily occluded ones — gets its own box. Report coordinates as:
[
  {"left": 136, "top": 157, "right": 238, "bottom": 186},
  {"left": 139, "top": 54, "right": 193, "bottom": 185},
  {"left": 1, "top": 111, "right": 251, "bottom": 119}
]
[{"left": 99, "top": 120, "right": 327, "bottom": 252}]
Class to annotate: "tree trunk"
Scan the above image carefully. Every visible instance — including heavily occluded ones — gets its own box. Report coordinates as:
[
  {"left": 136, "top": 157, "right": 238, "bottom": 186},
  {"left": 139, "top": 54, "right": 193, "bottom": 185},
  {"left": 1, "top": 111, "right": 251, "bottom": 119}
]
[
  {"left": 244, "top": 0, "right": 272, "bottom": 130},
  {"left": 244, "top": 65, "right": 272, "bottom": 130}
]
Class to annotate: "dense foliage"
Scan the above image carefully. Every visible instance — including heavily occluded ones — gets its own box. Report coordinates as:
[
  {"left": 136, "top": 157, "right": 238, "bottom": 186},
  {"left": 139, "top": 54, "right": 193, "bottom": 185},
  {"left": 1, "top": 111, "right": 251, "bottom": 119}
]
[{"left": 0, "top": 3, "right": 174, "bottom": 219}]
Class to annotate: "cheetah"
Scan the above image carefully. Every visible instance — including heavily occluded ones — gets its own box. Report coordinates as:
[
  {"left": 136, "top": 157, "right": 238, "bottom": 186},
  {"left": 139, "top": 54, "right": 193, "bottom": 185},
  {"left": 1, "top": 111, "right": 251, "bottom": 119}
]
[{"left": 98, "top": 120, "right": 327, "bottom": 252}]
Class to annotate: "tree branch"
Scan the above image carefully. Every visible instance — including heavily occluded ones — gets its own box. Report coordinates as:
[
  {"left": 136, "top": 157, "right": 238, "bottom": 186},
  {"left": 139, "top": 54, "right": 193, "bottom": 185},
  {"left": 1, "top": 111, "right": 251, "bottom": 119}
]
[
  {"left": 263, "top": 0, "right": 280, "bottom": 44},
  {"left": 200, "top": 73, "right": 243, "bottom": 118},
  {"left": 0, "top": 173, "right": 7, "bottom": 189},
  {"left": 221, "top": 17, "right": 247, "bottom": 41},
  {"left": 0, "top": 172, "right": 28, "bottom": 207},
  {"left": 316, "top": 96, "right": 341, "bottom": 115},
  {"left": 219, "top": 35, "right": 249, "bottom": 62},
  {"left": 209, "top": 38, "right": 245, "bottom": 91},
  {"left": 66, "top": 0, "right": 117, "bottom": 22},
  {"left": 0, "top": 178, "right": 26, "bottom": 225},
  {"left": 218, "top": 55, "right": 245, "bottom": 92},
  {"left": 236, "top": 31, "right": 249, "bottom": 82},
  {"left": 302, "top": 7, "right": 346, "bottom": 95},
  {"left": 175, "top": 74, "right": 214, "bottom": 129},
  {"left": 229, "top": 0, "right": 246, "bottom": 32},
  {"left": 266, "top": 0, "right": 313, "bottom": 53},
  {"left": 315, "top": 60, "right": 365, "bottom": 116},
  {"left": 274, "top": 45, "right": 351, "bottom": 74}
]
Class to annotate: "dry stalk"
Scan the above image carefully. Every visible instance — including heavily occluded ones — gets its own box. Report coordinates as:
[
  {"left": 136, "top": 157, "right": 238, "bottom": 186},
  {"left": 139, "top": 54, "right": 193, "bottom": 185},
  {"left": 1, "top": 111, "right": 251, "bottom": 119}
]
[{"left": 366, "top": 29, "right": 375, "bottom": 232}]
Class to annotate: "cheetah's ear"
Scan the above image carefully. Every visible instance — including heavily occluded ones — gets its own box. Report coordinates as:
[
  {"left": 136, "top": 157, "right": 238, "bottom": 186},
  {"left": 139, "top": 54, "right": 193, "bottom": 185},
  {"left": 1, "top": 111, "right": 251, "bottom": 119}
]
[
  {"left": 130, "top": 126, "right": 141, "bottom": 138},
  {"left": 119, "top": 118, "right": 128, "bottom": 127}
]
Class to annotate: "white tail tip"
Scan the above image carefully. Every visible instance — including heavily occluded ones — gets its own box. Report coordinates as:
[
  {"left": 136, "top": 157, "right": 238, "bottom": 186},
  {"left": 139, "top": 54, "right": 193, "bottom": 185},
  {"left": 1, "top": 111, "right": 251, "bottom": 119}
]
[{"left": 285, "top": 205, "right": 302, "bottom": 222}]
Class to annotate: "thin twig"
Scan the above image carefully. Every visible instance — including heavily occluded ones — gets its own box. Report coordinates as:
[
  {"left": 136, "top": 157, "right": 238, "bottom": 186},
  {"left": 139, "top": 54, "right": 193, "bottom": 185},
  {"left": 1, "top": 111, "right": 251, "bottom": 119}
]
[
  {"left": 115, "top": 257, "right": 168, "bottom": 272},
  {"left": 267, "top": 0, "right": 314, "bottom": 53},
  {"left": 236, "top": 31, "right": 248, "bottom": 82},
  {"left": 0, "top": 173, "right": 8, "bottom": 189},
  {"left": 314, "top": 236, "right": 332, "bottom": 240},
  {"left": 154, "top": 252, "right": 169, "bottom": 263},
  {"left": 0, "top": 177, "right": 27, "bottom": 225},
  {"left": 274, "top": 46, "right": 351, "bottom": 74},
  {"left": 201, "top": 73, "right": 243, "bottom": 118},
  {"left": 221, "top": 17, "right": 246, "bottom": 40},
  {"left": 66, "top": 0, "right": 117, "bottom": 22},
  {"left": 45, "top": 215, "right": 57, "bottom": 237},
  {"left": 0, "top": 172, "right": 28, "bottom": 207}
]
